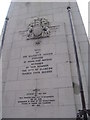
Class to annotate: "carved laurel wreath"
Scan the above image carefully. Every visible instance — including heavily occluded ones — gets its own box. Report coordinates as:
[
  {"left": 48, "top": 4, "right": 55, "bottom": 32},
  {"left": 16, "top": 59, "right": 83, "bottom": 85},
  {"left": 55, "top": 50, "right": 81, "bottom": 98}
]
[{"left": 27, "top": 18, "right": 50, "bottom": 39}]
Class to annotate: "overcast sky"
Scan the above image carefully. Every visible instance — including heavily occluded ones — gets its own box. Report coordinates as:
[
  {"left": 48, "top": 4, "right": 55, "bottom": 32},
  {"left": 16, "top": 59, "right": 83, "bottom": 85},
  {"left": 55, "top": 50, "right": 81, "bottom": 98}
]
[{"left": 0, "top": 0, "right": 89, "bottom": 35}]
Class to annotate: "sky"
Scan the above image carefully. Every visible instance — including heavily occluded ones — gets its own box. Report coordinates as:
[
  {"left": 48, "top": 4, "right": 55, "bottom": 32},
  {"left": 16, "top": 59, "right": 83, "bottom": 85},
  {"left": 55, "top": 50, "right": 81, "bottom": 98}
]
[{"left": 0, "top": 0, "right": 89, "bottom": 36}]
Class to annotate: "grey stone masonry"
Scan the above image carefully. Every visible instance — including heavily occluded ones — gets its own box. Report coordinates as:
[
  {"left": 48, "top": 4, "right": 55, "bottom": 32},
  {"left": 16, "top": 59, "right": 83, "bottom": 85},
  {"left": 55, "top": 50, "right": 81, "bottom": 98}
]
[{"left": 2, "top": 2, "right": 89, "bottom": 118}]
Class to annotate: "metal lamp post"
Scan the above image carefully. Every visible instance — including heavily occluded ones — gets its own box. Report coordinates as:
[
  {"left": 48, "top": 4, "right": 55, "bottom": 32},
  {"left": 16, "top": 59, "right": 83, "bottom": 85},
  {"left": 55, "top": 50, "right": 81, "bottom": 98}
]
[{"left": 67, "top": 6, "right": 90, "bottom": 120}]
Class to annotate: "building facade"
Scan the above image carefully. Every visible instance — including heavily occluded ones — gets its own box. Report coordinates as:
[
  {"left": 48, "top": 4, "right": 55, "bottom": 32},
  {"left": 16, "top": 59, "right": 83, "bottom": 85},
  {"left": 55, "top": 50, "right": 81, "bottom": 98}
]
[{"left": 2, "top": 1, "right": 89, "bottom": 118}]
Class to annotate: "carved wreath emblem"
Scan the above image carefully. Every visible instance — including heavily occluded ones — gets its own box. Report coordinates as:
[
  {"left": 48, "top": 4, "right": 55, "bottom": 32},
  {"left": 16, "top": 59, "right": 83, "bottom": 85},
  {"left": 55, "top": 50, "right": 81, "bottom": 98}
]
[{"left": 27, "top": 18, "right": 50, "bottom": 39}]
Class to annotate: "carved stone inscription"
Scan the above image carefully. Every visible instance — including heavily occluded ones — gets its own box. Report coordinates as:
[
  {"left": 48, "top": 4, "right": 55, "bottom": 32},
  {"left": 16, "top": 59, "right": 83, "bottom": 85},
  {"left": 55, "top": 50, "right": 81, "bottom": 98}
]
[
  {"left": 20, "top": 45, "right": 56, "bottom": 78},
  {"left": 22, "top": 49, "right": 53, "bottom": 75},
  {"left": 16, "top": 89, "right": 57, "bottom": 107}
]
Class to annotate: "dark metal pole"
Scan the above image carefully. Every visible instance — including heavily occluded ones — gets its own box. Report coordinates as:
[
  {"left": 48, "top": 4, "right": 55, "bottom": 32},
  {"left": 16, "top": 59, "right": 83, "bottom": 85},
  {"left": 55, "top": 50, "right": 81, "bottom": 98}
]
[
  {"left": 67, "top": 6, "right": 88, "bottom": 120},
  {"left": 0, "top": 17, "right": 9, "bottom": 57}
]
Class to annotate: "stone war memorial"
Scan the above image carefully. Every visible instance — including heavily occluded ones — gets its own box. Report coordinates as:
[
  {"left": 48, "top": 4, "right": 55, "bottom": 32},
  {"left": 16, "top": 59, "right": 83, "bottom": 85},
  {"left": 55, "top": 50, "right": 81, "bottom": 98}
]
[{"left": 1, "top": 0, "right": 89, "bottom": 119}]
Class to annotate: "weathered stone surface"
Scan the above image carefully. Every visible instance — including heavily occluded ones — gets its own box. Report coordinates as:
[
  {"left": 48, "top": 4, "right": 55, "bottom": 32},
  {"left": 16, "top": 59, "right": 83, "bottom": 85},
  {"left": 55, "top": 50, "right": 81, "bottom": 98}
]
[{"left": 2, "top": 2, "right": 88, "bottom": 118}]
